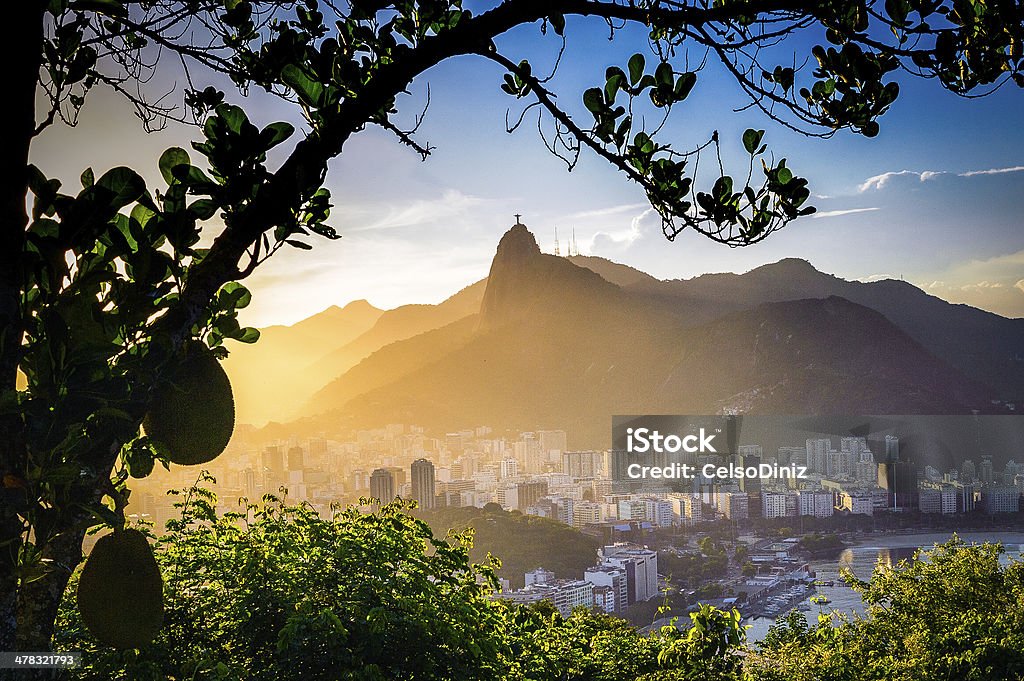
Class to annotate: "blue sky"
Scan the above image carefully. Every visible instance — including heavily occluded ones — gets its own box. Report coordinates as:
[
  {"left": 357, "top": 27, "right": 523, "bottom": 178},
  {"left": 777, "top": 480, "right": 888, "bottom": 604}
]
[{"left": 30, "top": 8, "right": 1024, "bottom": 325}]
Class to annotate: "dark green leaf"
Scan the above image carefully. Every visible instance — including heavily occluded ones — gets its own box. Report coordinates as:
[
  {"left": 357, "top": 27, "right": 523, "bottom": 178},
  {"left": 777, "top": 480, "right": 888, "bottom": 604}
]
[
  {"left": 628, "top": 53, "right": 645, "bottom": 86},
  {"left": 742, "top": 129, "right": 765, "bottom": 155},
  {"left": 159, "top": 147, "right": 191, "bottom": 185},
  {"left": 95, "top": 167, "right": 146, "bottom": 210},
  {"left": 583, "top": 88, "right": 604, "bottom": 114},
  {"left": 260, "top": 122, "right": 295, "bottom": 150},
  {"left": 234, "top": 327, "right": 261, "bottom": 344},
  {"left": 282, "top": 64, "right": 325, "bottom": 108}
]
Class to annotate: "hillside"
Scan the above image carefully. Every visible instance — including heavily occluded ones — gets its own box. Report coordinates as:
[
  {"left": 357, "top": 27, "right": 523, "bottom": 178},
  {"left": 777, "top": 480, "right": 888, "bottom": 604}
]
[
  {"left": 222, "top": 299, "right": 383, "bottom": 425},
  {"left": 273, "top": 225, "right": 999, "bottom": 447}
]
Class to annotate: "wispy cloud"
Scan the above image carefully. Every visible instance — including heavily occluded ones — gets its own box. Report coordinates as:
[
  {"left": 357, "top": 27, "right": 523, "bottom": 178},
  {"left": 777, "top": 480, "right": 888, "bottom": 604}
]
[
  {"left": 347, "top": 189, "right": 494, "bottom": 232},
  {"left": 960, "top": 165, "right": 1024, "bottom": 177},
  {"left": 858, "top": 165, "right": 1024, "bottom": 192},
  {"left": 564, "top": 203, "right": 649, "bottom": 220},
  {"left": 811, "top": 207, "right": 881, "bottom": 219}
]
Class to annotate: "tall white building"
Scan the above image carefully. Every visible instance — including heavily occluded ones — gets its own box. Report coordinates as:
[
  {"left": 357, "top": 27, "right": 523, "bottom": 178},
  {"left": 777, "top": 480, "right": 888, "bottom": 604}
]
[
  {"left": 806, "top": 438, "right": 831, "bottom": 474},
  {"left": 798, "top": 490, "right": 834, "bottom": 517},
  {"left": 599, "top": 544, "right": 659, "bottom": 604},
  {"left": 919, "top": 488, "right": 957, "bottom": 514},
  {"left": 499, "top": 458, "right": 520, "bottom": 479},
  {"left": 762, "top": 492, "right": 794, "bottom": 519},
  {"left": 584, "top": 565, "right": 628, "bottom": 612}
]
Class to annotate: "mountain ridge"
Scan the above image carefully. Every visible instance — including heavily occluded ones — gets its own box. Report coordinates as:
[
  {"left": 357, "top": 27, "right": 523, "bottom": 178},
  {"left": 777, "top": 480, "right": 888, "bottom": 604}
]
[{"left": 251, "top": 224, "right": 1009, "bottom": 447}]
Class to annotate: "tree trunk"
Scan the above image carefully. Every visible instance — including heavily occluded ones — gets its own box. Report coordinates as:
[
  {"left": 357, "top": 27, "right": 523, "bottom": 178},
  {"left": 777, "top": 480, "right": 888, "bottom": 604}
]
[
  {"left": 0, "top": 1, "right": 47, "bottom": 670},
  {"left": 14, "top": 528, "right": 84, "bottom": 653}
]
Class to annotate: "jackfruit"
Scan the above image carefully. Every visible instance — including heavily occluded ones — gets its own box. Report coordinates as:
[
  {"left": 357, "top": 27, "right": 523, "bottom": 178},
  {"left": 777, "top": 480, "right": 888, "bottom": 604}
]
[
  {"left": 143, "top": 346, "right": 234, "bottom": 465},
  {"left": 77, "top": 528, "right": 164, "bottom": 649}
]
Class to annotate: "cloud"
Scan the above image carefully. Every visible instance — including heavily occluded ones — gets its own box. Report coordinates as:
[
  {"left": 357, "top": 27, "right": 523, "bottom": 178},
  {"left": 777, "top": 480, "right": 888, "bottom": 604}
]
[
  {"left": 915, "top": 250, "right": 1024, "bottom": 318},
  {"left": 858, "top": 170, "right": 934, "bottom": 192},
  {"left": 858, "top": 165, "right": 1024, "bottom": 192},
  {"left": 564, "top": 203, "right": 649, "bottom": 220},
  {"left": 588, "top": 207, "right": 659, "bottom": 253},
  {"left": 811, "top": 207, "right": 881, "bottom": 219},
  {"left": 960, "top": 165, "right": 1024, "bottom": 177},
  {"left": 347, "top": 189, "right": 495, "bottom": 232},
  {"left": 960, "top": 281, "right": 1005, "bottom": 290}
]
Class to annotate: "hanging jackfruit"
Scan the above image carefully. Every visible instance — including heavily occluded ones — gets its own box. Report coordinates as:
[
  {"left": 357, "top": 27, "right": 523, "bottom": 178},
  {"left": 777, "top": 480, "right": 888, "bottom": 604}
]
[
  {"left": 77, "top": 528, "right": 164, "bottom": 649},
  {"left": 143, "top": 346, "right": 234, "bottom": 465}
]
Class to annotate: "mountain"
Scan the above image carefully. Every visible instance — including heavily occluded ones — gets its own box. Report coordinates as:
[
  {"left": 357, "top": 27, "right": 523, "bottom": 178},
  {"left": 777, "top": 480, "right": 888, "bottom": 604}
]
[
  {"left": 305, "top": 315, "right": 479, "bottom": 414},
  {"left": 301, "top": 279, "right": 486, "bottom": 386},
  {"left": 634, "top": 259, "right": 1024, "bottom": 401},
  {"left": 276, "top": 225, "right": 1001, "bottom": 447},
  {"left": 565, "top": 255, "right": 662, "bottom": 289},
  {"left": 223, "top": 300, "right": 382, "bottom": 425}
]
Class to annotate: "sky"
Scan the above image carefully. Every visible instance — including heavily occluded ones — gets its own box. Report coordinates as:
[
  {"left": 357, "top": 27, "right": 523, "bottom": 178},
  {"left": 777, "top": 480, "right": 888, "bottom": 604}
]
[{"left": 29, "top": 6, "right": 1024, "bottom": 326}]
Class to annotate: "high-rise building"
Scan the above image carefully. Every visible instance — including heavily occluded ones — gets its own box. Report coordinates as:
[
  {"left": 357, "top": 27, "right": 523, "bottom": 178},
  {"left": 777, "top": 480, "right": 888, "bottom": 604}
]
[
  {"left": 761, "top": 492, "right": 792, "bottom": 519},
  {"left": 737, "top": 445, "right": 763, "bottom": 458},
  {"left": 584, "top": 566, "right": 628, "bottom": 612},
  {"left": 573, "top": 501, "right": 604, "bottom": 527},
  {"left": 737, "top": 454, "right": 761, "bottom": 494},
  {"left": 499, "top": 458, "right": 519, "bottom": 479},
  {"left": 719, "top": 491, "right": 749, "bottom": 520},
  {"left": 798, "top": 490, "right": 834, "bottom": 517},
  {"left": 979, "top": 458, "right": 995, "bottom": 486},
  {"left": 287, "top": 446, "right": 305, "bottom": 472},
  {"left": 806, "top": 438, "right": 831, "bottom": 474},
  {"left": 878, "top": 461, "right": 918, "bottom": 510},
  {"left": 980, "top": 487, "right": 1019, "bottom": 513},
  {"left": 369, "top": 468, "right": 396, "bottom": 504},
  {"left": 884, "top": 435, "right": 900, "bottom": 461},
  {"left": 919, "top": 488, "right": 957, "bottom": 514},
  {"left": 954, "top": 482, "right": 977, "bottom": 513},
  {"left": 307, "top": 437, "right": 328, "bottom": 466},
  {"left": 410, "top": 458, "right": 436, "bottom": 510},
  {"left": 515, "top": 480, "right": 549, "bottom": 511},
  {"left": 538, "top": 430, "right": 568, "bottom": 461},
  {"left": 262, "top": 446, "right": 284, "bottom": 474},
  {"left": 562, "top": 450, "right": 603, "bottom": 479},
  {"left": 445, "top": 432, "right": 468, "bottom": 457},
  {"left": 778, "top": 447, "right": 806, "bottom": 467},
  {"left": 598, "top": 544, "right": 658, "bottom": 605},
  {"left": 350, "top": 468, "right": 370, "bottom": 495},
  {"left": 241, "top": 468, "right": 257, "bottom": 499}
]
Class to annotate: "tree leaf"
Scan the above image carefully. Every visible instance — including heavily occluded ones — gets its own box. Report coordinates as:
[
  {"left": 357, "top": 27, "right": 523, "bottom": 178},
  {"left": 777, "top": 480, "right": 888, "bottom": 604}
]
[
  {"left": 742, "top": 129, "right": 765, "bottom": 155},
  {"left": 582, "top": 88, "right": 604, "bottom": 114},
  {"left": 260, "top": 122, "right": 295, "bottom": 150},
  {"left": 95, "top": 167, "right": 146, "bottom": 210},
  {"left": 628, "top": 53, "right": 645, "bottom": 86},
  {"left": 282, "top": 64, "right": 325, "bottom": 108},
  {"left": 159, "top": 147, "right": 191, "bottom": 185}
]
